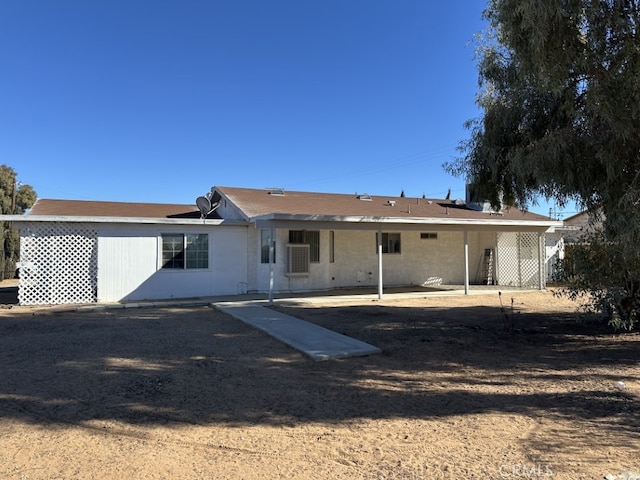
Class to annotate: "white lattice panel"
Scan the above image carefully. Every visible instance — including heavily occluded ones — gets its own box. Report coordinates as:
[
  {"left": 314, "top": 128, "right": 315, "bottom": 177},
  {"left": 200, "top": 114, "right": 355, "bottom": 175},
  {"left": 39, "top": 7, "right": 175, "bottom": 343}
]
[
  {"left": 496, "top": 232, "right": 542, "bottom": 288},
  {"left": 18, "top": 223, "right": 98, "bottom": 305}
]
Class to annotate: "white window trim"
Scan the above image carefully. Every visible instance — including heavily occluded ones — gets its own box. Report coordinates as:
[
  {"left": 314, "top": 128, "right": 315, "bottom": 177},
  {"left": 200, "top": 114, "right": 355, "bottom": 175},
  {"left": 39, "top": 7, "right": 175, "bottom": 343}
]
[{"left": 159, "top": 233, "right": 210, "bottom": 271}]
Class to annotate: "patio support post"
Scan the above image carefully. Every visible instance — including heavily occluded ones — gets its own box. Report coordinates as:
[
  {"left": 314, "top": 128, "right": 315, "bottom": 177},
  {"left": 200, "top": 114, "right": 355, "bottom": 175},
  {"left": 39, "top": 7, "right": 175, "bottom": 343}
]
[
  {"left": 463, "top": 230, "right": 469, "bottom": 295},
  {"left": 377, "top": 228, "right": 383, "bottom": 300},
  {"left": 268, "top": 227, "right": 275, "bottom": 305}
]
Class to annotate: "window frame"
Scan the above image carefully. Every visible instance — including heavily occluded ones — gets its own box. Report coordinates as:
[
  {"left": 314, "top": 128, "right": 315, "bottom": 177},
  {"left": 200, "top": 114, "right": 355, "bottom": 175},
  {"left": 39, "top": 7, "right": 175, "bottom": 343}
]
[
  {"left": 260, "top": 230, "right": 276, "bottom": 264},
  {"left": 329, "top": 230, "right": 335, "bottom": 263},
  {"left": 288, "top": 230, "right": 320, "bottom": 263},
  {"left": 376, "top": 232, "right": 401, "bottom": 254},
  {"left": 160, "top": 233, "right": 209, "bottom": 270}
]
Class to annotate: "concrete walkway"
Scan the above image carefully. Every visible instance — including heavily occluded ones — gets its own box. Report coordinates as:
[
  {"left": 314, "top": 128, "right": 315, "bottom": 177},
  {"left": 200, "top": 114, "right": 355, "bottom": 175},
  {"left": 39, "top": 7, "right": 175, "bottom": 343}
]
[{"left": 214, "top": 302, "right": 381, "bottom": 361}]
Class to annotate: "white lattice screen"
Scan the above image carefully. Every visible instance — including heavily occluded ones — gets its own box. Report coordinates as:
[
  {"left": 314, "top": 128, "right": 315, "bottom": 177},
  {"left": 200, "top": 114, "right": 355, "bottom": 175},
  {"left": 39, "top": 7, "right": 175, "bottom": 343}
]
[
  {"left": 496, "top": 232, "right": 543, "bottom": 288},
  {"left": 18, "top": 223, "right": 98, "bottom": 305}
]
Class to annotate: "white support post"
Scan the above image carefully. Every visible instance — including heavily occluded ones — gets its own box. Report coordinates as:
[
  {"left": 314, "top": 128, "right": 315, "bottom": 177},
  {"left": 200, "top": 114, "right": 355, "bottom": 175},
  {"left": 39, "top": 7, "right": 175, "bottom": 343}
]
[
  {"left": 377, "top": 229, "right": 383, "bottom": 300},
  {"left": 464, "top": 230, "right": 469, "bottom": 295}
]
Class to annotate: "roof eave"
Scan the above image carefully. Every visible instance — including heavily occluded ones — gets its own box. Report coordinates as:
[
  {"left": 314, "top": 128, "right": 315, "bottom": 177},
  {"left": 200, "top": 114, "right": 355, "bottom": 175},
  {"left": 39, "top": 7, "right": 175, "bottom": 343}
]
[
  {"left": 1, "top": 214, "right": 248, "bottom": 226},
  {"left": 252, "top": 213, "right": 562, "bottom": 228}
]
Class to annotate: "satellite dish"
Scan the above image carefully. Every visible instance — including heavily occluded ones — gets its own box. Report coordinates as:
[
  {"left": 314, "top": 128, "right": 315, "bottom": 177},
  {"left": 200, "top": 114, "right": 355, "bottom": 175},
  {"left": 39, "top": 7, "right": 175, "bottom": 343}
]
[
  {"left": 196, "top": 196, "right": 211, "bottom": 217},
  {"left": 196, "top": 194, "right": 221, "bottom": 219}
]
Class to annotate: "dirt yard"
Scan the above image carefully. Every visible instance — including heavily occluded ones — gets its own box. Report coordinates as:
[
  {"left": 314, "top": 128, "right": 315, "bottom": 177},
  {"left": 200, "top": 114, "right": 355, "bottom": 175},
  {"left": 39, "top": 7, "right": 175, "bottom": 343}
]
[{"left": 0, "top": 290, "right": 638, "bottom": 480}]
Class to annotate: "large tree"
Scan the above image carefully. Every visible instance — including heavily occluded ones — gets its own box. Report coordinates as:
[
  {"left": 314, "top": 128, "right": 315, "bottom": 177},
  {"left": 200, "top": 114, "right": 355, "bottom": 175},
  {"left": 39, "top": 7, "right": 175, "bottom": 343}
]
[
  {"left": 446, "top": 0, "right": 640, "bottom": 328},
  {"left": 0, "top": 165, "right": 36, "bottom": 280},
  {"left": 447, "top": 0, "right": 640, "bottom": 229}
]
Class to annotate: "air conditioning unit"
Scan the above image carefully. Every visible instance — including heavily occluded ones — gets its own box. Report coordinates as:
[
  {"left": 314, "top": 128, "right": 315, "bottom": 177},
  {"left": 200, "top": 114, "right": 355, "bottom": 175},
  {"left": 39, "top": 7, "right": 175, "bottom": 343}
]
[{"left": 286, "top": 244, "right": 310, "bottom": 276}]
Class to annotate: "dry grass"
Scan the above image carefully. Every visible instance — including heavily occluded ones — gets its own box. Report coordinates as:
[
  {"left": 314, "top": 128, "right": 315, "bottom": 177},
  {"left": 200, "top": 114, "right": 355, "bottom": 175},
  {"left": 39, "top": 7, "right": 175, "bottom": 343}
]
[{"left": 0, "top": 290, "right": 638, "bottom": 479}]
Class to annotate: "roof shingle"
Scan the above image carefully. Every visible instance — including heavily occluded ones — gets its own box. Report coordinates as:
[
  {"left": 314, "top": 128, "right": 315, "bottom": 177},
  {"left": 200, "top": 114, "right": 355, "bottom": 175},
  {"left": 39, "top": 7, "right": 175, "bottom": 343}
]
[
  {"left": 28, "top": 199, "right": 203, "bottom": 219},
  {"left": 215, "top": 186, "right": 550, "bottom": 221}
]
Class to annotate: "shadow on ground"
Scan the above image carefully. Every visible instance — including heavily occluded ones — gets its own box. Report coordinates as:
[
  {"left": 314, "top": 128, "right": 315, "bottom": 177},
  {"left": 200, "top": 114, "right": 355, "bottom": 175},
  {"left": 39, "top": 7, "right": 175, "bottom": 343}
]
[
  {"left": 0, "top": 303, "right": 637, "bottom": 437},
  {"left": 0, "top": 286, "right": 18, "bottom": 305}
]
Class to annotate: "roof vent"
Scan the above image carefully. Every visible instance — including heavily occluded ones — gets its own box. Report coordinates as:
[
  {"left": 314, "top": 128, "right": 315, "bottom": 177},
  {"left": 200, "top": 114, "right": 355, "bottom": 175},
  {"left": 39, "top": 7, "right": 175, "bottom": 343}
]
[
  {"left": 387, "top": 200, "right": 396, "bottom": 206},
  {"left": 357, "top": 193, "right": 372, "bottom": 201},
  {"left": 267, "top": 187, "right": 285, "bottom": 196}
]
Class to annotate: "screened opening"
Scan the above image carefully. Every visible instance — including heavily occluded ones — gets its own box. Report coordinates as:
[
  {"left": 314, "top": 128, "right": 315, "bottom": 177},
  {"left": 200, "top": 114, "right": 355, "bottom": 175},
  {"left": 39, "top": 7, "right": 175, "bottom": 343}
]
[{"left": 420, "top": 232, "right": 438, "bottom": 240}]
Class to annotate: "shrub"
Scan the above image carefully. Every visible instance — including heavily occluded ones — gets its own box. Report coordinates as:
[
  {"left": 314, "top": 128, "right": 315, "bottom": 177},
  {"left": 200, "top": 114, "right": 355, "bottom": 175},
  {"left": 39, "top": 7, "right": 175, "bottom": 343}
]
[{"left": 555, "top": 229, "right": 640, "bottom": 331}]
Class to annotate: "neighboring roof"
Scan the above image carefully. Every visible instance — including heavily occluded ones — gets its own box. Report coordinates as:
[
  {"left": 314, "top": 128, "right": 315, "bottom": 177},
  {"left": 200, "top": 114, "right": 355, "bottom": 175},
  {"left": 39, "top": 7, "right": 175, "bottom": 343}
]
[
  {"left": 215, "top": 186, "right": 557, "bottom": 226},
  {"left": 27, "top": 198, "right": 205, "bottom": 219}
]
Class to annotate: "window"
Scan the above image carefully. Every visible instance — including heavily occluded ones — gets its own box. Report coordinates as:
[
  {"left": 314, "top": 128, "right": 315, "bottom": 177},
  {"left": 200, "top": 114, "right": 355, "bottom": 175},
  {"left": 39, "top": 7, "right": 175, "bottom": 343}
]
[
  {"left": 329, "top": 230, "right": 335, "bottom": 263},
  {"left": 289, "top": 230, "right": 320, "bottom": 262},
  {"left": 261, "top": 230, "right": 276, "bottom": 263},
  {"left": 376, "top": 232, "right": 401, "bottom": 254},
  {"left": 161, "top": 233, "right": 208, "bottom": 269},
  {"left": 420, "top": 232, "right": 438, "bottom": 240},
  {"left": 186, "top": 234, "right": 208, "bottom": 269}
]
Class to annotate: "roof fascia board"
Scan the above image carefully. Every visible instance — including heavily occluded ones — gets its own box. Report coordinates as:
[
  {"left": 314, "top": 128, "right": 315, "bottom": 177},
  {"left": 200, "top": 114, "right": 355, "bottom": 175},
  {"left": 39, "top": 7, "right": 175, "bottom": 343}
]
[
  {"left": 253, "top": 219, "right": 556, "bottom": 233},
  {"left": 252, "top": 213, "right": 561, "bottom": 230},
  {"left": 1, "top": 215, "right": 247, "bottom": 226}
]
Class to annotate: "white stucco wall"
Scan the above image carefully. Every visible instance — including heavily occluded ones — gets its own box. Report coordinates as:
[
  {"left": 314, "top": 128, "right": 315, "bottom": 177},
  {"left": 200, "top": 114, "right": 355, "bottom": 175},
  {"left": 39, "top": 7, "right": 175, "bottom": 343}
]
[
  {"left": 251, "top": 228, "right": 498, "bottom": 293},
  {"left": 545, "top": 234, "right": 564, "bottom": 281},
  {"left": 97, "top": 224, "right": 247, "bottom": 302}
]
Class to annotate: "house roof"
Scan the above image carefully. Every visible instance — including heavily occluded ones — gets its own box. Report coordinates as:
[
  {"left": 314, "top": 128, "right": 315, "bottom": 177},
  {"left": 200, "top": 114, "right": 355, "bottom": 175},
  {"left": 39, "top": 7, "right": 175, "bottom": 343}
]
[
  {"left": 6, "top": 198, "right": 233, "bottom": 226},
  {"left": 214, "top": 186, "right": 556, "bottom": 228},
  {"left": 27, "top": 199, "right": 205, "bottom": 219},
  {"left": 4, "top": 186, "right": 561, "bottom": 231}
]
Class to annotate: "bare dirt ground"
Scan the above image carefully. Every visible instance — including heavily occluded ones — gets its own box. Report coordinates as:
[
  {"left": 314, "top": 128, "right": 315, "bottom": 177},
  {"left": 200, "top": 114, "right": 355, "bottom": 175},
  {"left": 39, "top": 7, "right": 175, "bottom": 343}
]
[{"left": 0, "top": 290, "right": 638, "bottom": 480}]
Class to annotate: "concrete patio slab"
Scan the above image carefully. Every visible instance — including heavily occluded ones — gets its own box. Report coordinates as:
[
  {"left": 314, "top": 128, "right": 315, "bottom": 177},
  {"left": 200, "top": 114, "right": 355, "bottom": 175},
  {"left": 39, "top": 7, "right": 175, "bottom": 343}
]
[{"left": 213, "top": 302, "right": 381, "bottom": 361}]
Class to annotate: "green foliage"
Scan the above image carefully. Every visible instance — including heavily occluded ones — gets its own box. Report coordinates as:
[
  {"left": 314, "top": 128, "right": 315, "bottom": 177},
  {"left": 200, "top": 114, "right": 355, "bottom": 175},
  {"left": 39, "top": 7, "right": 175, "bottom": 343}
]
[
  {"left": 0, "top": 165, "right": 37, "bottom": 280},
  {"left": 446, "top": 0, "right": 640, "bottom": 329},
  {"left": 446, "top": 0, "right": 640, "bottom": 221},
  {"left": 555, "top": 227, "right": 640, "bottom": 331}
]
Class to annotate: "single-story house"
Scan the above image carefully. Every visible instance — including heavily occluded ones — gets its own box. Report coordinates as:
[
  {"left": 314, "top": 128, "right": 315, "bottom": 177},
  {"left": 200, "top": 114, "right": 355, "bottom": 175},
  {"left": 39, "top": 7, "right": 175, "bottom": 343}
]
[{"left": 5, "top": 185, "right": 562, "bottom": 306}]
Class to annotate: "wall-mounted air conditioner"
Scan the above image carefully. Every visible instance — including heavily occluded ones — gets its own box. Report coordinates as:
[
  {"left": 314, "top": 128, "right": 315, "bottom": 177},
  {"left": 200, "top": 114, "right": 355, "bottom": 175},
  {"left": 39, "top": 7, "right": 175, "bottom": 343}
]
[{"left": 286, "top": 244, "right": 310, "bottom": 276}]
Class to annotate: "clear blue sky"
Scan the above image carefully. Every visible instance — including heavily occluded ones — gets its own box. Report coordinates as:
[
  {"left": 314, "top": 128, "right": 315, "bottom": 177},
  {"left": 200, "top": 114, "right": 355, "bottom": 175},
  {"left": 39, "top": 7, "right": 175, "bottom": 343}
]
[{"left": 0, "top": 1, "right": 573, "bottom": 217}]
